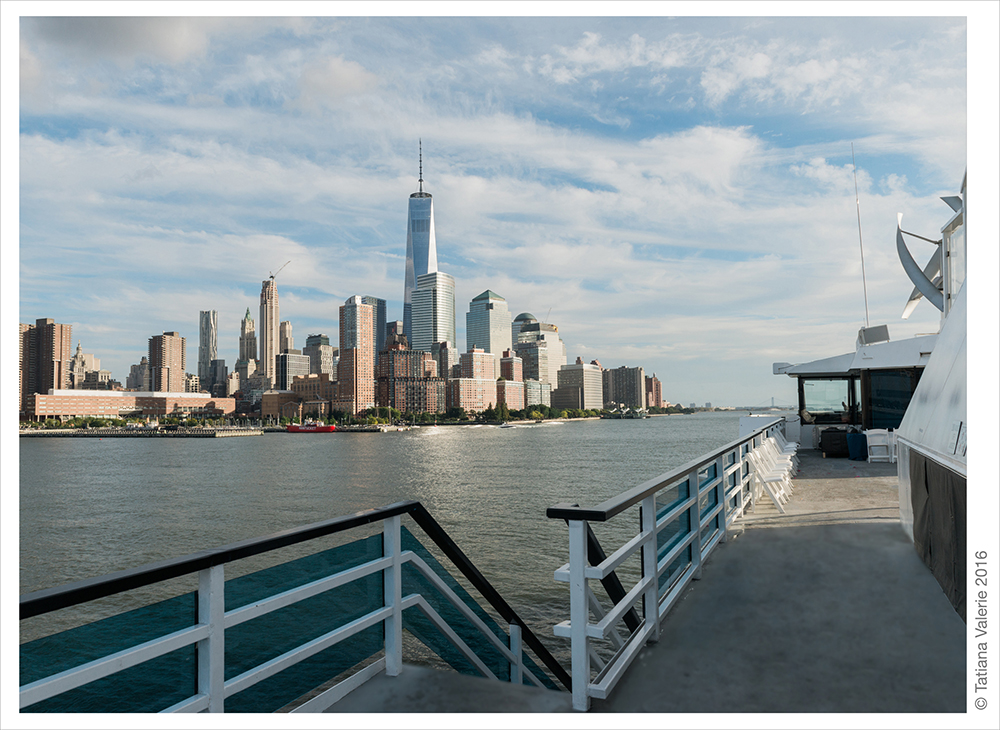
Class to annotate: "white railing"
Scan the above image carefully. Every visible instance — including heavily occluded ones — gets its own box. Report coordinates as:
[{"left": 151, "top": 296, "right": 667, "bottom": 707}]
[
  {"left": 547, "top": 418, "right": 786, "bottom": 711},
  {"left": 20, "top": 502, "right": 568, "bottom": 712}
]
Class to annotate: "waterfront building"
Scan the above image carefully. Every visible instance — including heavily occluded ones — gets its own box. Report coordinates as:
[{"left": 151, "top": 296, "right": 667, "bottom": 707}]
[
  {"left": 279, "top": 320, "right": 294, "bottom": 353},
  {"left": 460, "top": 346, "right": 495, "bottom": 380},
  {"left": 430, "top": 341, "right": 457, "bottom": 382},
  {"left": 524, "top": 379, "right": 551, "bottom": 408},
  {"left": 466, "top": 290, "right": 512, "bottom": 379},
  {"left": 259, "top": 279, "right": 279, "bottom": 389},
  {"left": 603, "top": 365, "right": 646, "bottom": 409},
  {"left": 645, "top": 374, "right": 663, "bottom": 409},
  {"left": 403, "top": 142, "right": 438, "bottom": 341},
  {"left": 514, "top": 318, "right": 566, "bottom": 386},
  {"left": 238, "top": 308, "right": 258, "bottom": 365},
  {"left": 337, "top": 296, "right": 376, "bottom": 415},
  {"left": 148, "top": 331, "right": 186, "bottom": 393},
  {"left": 126, "top": 357, "right": 150, "bottom": 391},
  {"left": 199, "top": 310, "right": 218, "bottom": 386},
  {"left": 376, "top": 344, "right": 445, "bottom": 414},
  {"left": 361, "top": 296, "right": 387, "bottom": 365},
  {"left": 19, "top": 317, "right": 72, "bottom": 414},
  {"left": 261, "top": 390, "right": 300, "bottom": 420},
  {"left": 23, "top": 390, "right": 235, "bottom": 421},
  {"left": 291, "top": 373, "right": 337, "bottom": 403},
  {"left": 303, "top": 334, "right": 336, "bottom": 376},
  {"left": 500, "top": 349, "right": 522, "bottom": 383},
  {"left": 411, "top": 271, "right": 456, "bottom": 353},
  {"left": 497, "top": 349, "right": 525, "bottom": 413},
  {"left": 447, "top": 347, "right": 497, "bottom": 414},
  {"left": 185, "top": 373, "right": 201, "bottom": 393},
  {"left": 555, "top": 357, "right": 603, "bottom": 411},
  {"left": 276, "top": 350, "right": 311, "bottom": 390}
]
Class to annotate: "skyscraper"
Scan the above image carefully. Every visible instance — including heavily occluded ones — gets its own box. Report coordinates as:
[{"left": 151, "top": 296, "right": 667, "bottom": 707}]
[
  {"left": 259, "top": 278, "right": 279, "bottom": 388},
  {"left": 239, "top": 308, "right": 257, "bottom": 364},
  {"left": 199, "top": 310, "right": 218, "bottom": 385},
  {"left": 411, "top": 271, "right": 455, "bottom": 353},
  {"left": 360, "top": 296, "right": 387, "bottom": 365},
  {"left": 148, "top": 331, "right": 186, "bottom": 393},
  {"left": 337, "top": 295, "right": 376, "bottom": 414},
  {"left": 303, "top": 333, "right": 335, "bottom": 376},
  {"left": 513, "top": 318, "right": 566, "bottom": 387},
  {"left": 466, "top": 290, "right": 511, "bottom": 379},
  {"left": 19, "top": 317, "right": 72, "bottom": 413},
  {"left": 279, "top": 321, "right": 293, "bottom": 353},
  {"left": 403, "top": 141, "right": 438, "bottom": 340}
]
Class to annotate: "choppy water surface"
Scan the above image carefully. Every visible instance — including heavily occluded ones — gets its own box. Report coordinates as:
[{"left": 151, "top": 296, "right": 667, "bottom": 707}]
[{"left": 20, "top": 412, "right": 742, "bottom": 660}]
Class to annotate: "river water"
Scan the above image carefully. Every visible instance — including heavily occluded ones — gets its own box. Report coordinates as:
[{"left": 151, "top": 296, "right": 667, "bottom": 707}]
[{"left": 20, "top": 412, "right": 744, "bottom": 665}]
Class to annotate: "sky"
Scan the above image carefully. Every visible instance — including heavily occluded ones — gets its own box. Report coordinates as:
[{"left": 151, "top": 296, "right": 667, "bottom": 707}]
[{"left": 6, "top": 4, "right": 997, "bottom": 408}]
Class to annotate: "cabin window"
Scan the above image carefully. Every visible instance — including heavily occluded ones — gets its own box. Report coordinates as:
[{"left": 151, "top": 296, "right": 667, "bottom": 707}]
[
  {"left": 798, "top": 376, "right": 859, "bottom": 425},
  {"left": 862, "top": 368, "right": 922, "bottom": 430}
]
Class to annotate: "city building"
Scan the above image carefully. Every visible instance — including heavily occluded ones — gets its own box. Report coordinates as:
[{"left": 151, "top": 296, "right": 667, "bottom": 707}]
[
  {"left": 208, "top": 359, "right": 228, "bottom": 398},
  {"left": 126, "top": 357, "right": 150, "bottom": 391},
  {"left": 524, "top": 379, "right": 551, "bottom": 408},
  {"left": 466, "top": 290, "right": 512, "bottom": 379},
  {"left": 19, "top": 317, "right": 73, "bottom": 414},
  {"left": 23, "top": 390, "right": 235, "bottom": 421},
  {"left": 645, "top": 374, "right": 663, "bottom": 409},
  {"left": 259, "top": 278, "right": 279, "bottom": 388},
  {"left": 68, "top": 341, "right": 101, "bottom": 389},
  {"left": 403, "top": 141, "right": 439, "bottom": 341},
  {"left": 361, "top": 296, "right": 387, "bottom": 365},
  {"left": 430, "top": 341, "right": 457, "bottom": 382},
  {"left": 376, "top": 344, "right": 445, "bottom": 414},
  {"left": 337, "top": 295, "right": 376, "bottom": 415},
  {"left": 199, "top": 310, "right": 218, "bottom": 386},
  {"left": 513, "top": 317, "right": 566, "bottom": 387},
  {"left": 497, "top": 349, "right": 525, "bottom": 412},
  {"left": 238, "top": 308, "right": 258, "bottom": 365},
  {"left": 511, "top": 312, "right": 537, "bottom": 347},
  {"left": 554, "top": 357, "right": 603, "bottom": 411},
  {"left": 603, "top": 365, "right": 646, "bottom": 409},
  {"left": 411, "top": 271, "right": 456, "bottom": 353},
  {"left": 303, "top": 334, "right": 336, "bottom": 377},
  {"left": 276, "top": 350, "right": 311, "bottom": 390},
  {"left": 148, "top": 331, "right": 186, "bottom": 393},
  {"left": 447, "top": 347, "right": 498, "bottom": 414},
  {"left": 279, "top": 320, "right": 294, "bottom": 353},
  {"left": 185, "top": 373, "right": 201, "bottom": 393}
]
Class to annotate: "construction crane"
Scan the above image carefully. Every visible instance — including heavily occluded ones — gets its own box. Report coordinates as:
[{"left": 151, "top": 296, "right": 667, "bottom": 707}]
[{"left": 270, "top": 260, "right": 291, "bottom": 280}]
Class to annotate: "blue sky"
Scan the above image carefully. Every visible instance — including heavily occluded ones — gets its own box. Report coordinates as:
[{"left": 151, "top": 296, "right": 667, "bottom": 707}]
[{"left": 6, "top": 5, "right": 997, "bottom": 407}]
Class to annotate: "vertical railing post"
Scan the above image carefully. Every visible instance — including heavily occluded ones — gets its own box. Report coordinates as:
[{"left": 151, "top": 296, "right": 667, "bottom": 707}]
[
  {"left": 640, "top": 495, "right": 660, "bottom": 643},
  {"left": 568, "top": 519, "right": 590, "bottom": 711},
  {"left": 383, "top": 515, "right": 403, "bottom": 676},
  {"left": 716, "top": 454, "right": 729, "bottom": 543},
  {"left": 690, "top": 470, "right": 703, "bottom": 580},
  {"left": 197, "top": 564, "right": 225, "bottom": 712},
  {"left": 509, "top": 622, "right": 523, "bottom": 685}
]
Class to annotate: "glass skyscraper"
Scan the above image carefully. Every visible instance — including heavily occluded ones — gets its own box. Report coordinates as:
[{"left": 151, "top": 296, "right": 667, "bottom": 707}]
[
  {"left": 403, "top": 142, "right": 438, "bottom": 341},
  {"left": 411, "top": 271, "right": 455, "bottom": 353},
  {"left": 466, "top": 290, "right": 512, "bottom": 379}
]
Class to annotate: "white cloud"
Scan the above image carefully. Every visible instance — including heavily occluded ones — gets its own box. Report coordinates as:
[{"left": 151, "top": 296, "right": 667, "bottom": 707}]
[{"left": 295, "top": 55, "right": 381, "bottom": 110}]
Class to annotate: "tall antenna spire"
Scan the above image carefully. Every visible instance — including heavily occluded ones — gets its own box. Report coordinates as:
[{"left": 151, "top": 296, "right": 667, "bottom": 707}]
[
  {"left": 852, "top": 143, "right": 871, "bottom": 329},
  {"left": 418, "top": 139, "right": 424, "bottom": 193}
]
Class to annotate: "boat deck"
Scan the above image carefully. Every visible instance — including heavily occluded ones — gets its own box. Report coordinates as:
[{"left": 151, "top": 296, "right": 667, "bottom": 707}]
[{"left": 326, "top": 449, "right": 967, "bottom": 713}]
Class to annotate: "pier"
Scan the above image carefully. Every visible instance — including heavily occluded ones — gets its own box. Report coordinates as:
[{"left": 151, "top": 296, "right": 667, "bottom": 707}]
[{"left": 19, "top": 427, "right": 263, "bottom": 438}]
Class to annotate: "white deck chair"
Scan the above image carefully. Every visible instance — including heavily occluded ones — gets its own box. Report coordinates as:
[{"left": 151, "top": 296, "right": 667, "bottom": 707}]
[
  {"left": 765, "top": 435, "right": 799, "bottom": 471},
  {"left": 865, "top": 429, "right": 893, "bottom": 463},
  {"left": 747, "top": 448, "right": 790, "bottom": 512}
]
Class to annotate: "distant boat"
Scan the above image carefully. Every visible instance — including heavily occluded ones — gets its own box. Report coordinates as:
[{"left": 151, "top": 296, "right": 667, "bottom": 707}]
[
  {"left": 286, "top": 422, "right": 336, "bottom": 433},
  {"left": 499, "top": 423, "right": 515, "bottom": 429}
]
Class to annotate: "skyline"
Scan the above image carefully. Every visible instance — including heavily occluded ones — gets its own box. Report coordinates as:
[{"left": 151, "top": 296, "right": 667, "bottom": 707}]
[{"left": 7, "top": 7, "right": 998, "bottom": 408}]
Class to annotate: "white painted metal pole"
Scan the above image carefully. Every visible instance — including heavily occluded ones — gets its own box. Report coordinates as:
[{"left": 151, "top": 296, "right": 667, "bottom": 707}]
[
  {"left": 717, "top": 455, "right": 728, "bottom": 543},
  {"left": 690, "top": 470, "right": 704, "bottom": 580},
  {"left": 568, "top": 519, "right": 591, "bottom": 711},
  {"left": 509, "top": 623, "right": 523, "bottom": 685},
  {"left": 197, "top": 564, "right": 226, "bottom": 712},
  {"left": 640, "top": 496, "right": 660, "bottom": 644},
  {"left": 383, "top": 515, "right": 403, "bottom": 676}
]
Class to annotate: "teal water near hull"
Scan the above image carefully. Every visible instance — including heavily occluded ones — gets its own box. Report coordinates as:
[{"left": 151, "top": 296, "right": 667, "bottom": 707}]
[{"left": 20, "top": 412, "right": 744, "bottom": 668}]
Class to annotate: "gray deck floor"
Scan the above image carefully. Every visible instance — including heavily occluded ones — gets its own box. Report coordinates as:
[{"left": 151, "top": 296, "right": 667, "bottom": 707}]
[{"left": 325, "top": 449, "right": 967, "bottom": 713}]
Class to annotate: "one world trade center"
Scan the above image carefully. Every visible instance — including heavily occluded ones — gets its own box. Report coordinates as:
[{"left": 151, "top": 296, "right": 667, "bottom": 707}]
[{"left": 403, "top": 141, "right": 438, "bottom": 340}]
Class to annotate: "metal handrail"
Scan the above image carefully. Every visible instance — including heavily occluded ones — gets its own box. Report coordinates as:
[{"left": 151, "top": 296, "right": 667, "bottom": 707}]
[
  {"left": 546, "top": 419, "right": 781, "bottom": 522},
  {"left": 20, "top": 500, "right": 571, "bottom": 692}
]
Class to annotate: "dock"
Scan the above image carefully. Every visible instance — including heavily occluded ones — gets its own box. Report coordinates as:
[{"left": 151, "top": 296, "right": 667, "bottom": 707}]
[
  {"left": 327, "top": 449, "right": 966, "bottom": 713},
  {"left": 19, "top": 427, "right": 263, "bottom": 438}
]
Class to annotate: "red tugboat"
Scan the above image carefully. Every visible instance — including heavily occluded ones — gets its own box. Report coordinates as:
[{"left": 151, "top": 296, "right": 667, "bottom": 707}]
[{"left": 286, "top": 421, "right": 336, "bottom": 433}]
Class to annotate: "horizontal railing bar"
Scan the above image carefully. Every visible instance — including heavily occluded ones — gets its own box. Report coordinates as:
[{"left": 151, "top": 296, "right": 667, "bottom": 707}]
[
  {"left": 657, "top": 562, "right": 698, "bottom": 622},
  {"left": 590, "top": 622, "right": 655, "bottom": 699},
  {"left": 224, "top": 603, "right": 396, "bottom": 697},
  {"left": 547, "top": 419, "right": 780, "bottom": 522},
  {"left": 161, "top": 692, "right": 209, "bottom": 713},
  {"left": 587, "top": 530, "right": 649, "bottom": 580},
  {"left": 586, "top": 586, "right": 625, "bottom": 651},
  {"left": 656, "top": 530, "right": 699, "bottom": 579},
  {"left": 20, "top": 623, "right": 209, "bottom": 709},
  {"left": 655, "top": 495, "right": 698, "bottom": 530},
  {"left": 698, "top": 475, "right": 723, "bottom": 494},
  {"left": 224, "top": 555, "right": 392, "bottom": 629},
  {"left": 20, "top": 501, "right": 421, "bottom": 619},
  {"left": 590, "top": 575, "right": 652, "bottom": 639},
  {"left": 699, "top": 502, "right": 725, "bottom": 532},
  {"left": 290, "top": 657, "right": 387, "bottom": 713}
]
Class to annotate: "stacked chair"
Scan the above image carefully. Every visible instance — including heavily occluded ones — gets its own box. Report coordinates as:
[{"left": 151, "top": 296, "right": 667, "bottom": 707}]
[{"left": 746, "top": 431, "right": 799, "bottom": 514}]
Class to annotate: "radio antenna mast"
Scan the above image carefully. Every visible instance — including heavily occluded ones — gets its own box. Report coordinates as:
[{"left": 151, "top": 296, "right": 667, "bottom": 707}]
[{"left": 852, "top": 143, "right": 870, "bottom": 328}]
